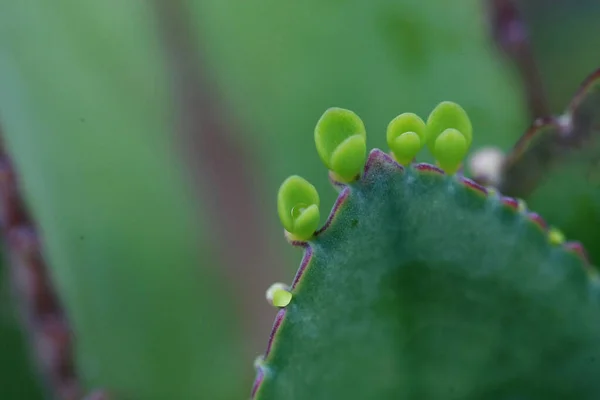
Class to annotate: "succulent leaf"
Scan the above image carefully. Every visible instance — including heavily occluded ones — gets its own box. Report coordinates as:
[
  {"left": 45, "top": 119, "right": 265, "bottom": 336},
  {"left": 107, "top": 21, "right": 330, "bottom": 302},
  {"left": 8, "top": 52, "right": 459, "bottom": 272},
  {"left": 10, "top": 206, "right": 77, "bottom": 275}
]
[
  {"left": 386, "top": 113, "right": 426, "bottom": 165},
  {"left": 426, "top": 101, "right": 473, "bottom": 148},
  {"left": 499, "top": 68, "right": 600, "bottom": 263},
  {"left": 277, "top": 176, "right": 320, "bottom": 240},
  {"left": 433, "top": 128, "right": 469, "bottom": 174},
  {"left": 256, "top": 108, "right": 600, "bottom": 399},
  {"left": 426, "top": 102, "right": 473, "bottom": 174},
  {"left": 315, "top": 108, "right": 367, "bottom": 182}
]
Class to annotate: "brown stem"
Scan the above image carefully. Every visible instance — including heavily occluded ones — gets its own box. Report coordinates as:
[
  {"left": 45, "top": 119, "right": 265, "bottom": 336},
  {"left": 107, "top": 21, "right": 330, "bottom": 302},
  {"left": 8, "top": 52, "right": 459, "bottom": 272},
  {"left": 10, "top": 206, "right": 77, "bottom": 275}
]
[
  {"left": 487, "top": 0, "right": 550, "bottom": 118},
  {"left": 0, "top": 136, "right": 104, "bottom": 400},
  {"left": 152, "top": 0, "right": 283, "bottom": 355}
]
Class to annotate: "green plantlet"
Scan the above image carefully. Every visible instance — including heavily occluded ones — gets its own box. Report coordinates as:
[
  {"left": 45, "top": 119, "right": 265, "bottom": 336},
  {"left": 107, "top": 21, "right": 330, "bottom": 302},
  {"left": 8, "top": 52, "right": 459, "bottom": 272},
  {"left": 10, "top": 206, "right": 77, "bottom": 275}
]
[
  {"left": 426, "top": 101, "right": 473, "bottom": 174},
  {"left": 266, "top": 283, "right": 293, "bottom": 308},
  {"left": 277, "top": 175, "right": 320, "bottom": 240},
  {"left": 386, "top": 113, "right": 427, "bottom": 165},
  {"left": 549, "top": 227, "right": 566, "bottom": 246},
  {"left": 314, "top": 108, "right": 367, "bottom": 182},
  {"left": 254, "top": 103, "right": 600, "bottom": 400}
]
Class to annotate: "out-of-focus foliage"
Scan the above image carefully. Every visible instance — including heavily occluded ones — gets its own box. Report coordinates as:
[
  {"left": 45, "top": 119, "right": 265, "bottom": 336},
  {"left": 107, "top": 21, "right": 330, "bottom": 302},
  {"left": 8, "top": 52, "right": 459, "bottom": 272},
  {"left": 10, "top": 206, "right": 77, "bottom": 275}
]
[
  {"left": 517, "top": 0, "right": 600, "bottom": 111},
  {"left": 0, "top": 279, "right": 44, "bottom": 399},
  {"left": 0, "top": 1, "right": 244, "bottom": 399},
  {"left": 500, "top": 69, "right": 600, "bottom": 264}
]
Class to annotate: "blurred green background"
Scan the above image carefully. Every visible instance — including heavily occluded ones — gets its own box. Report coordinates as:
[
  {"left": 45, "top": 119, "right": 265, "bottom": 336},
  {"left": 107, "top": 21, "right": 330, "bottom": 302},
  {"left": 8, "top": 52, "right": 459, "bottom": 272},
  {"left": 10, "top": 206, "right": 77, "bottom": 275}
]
[{"left": 0, "top": 0, "right": 598, "bottom": 399}]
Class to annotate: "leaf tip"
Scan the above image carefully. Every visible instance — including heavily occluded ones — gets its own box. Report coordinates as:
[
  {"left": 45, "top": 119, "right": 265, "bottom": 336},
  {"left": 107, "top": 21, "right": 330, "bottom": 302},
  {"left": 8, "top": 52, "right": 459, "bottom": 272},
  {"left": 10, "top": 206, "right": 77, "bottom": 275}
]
[{"left": 315, "top": 107, "right": 367, "bottom": 182}]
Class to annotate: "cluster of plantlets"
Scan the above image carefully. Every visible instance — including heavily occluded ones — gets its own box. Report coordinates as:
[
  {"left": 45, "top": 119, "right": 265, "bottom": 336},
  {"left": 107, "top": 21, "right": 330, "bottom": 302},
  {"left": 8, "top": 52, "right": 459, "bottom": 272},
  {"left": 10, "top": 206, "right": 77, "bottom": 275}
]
[{"left": 254, "top": 68, "right": 600, "bottom": 399}]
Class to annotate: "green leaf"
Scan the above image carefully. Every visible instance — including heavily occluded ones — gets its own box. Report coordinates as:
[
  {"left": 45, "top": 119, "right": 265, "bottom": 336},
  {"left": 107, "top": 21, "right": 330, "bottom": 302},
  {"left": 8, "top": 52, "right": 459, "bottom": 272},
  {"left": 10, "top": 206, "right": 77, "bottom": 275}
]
[
  {"left": 255, "top": 149, "right": 600, "bottom": 399},
  {"left": 278, "top": 176, "right": 320, "bottom": 240},
  {"left": 0, "top": 2, "right": 245, "bottom": 398},
  {"left": 315, "top": 108, "right": 367, "bottom": 182},
  {"left": 426, "top": 101, "right": 473, "bottom": 150},
  {"left": 386, "top": 113, "right": 426, "bottom": 165},
  {"left": 515, "top": 1, "right": 600, "bottom": 113},
  {"left": 424, "top": 102, "right": 473, "bottom": 174},
  {"left": 500, "top": 68, "right": 600, "bottom": 264}
]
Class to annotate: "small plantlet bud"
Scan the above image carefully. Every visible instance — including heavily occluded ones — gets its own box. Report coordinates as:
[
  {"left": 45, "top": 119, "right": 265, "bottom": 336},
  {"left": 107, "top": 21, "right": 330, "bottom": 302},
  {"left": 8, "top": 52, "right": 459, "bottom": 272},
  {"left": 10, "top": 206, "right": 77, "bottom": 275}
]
[
  {"left": 315, "top": 108, "right": 367, "bottom": 182},
  {"left": 254, "top": 355, "right": 265, "bottom": 369},
  {"left": 468, "top": 146, "right": 505, "bottom": 187},
  {"left": 517, "top": 198, "right": 527, "bottom": 213},
  {"left": 432, "top": 128, "right": 468, "bottom": 175},
  {"left": 548, "top": 227, "right": 566, "bottom": 245},
  {"left": 277, "top": 176, "right": 320, "bottom": 241},
  {"left": 426, "top": 101, "right": 472, "bottom": 174},
  {"left": 486, "top": 187, "right": 498, "bottom": 197},
  {"left": 386, "top": 113, "right": 427, "bottom": 165},
  {"left": 266, "top": 283, "right": 292, "bottom": 308}
]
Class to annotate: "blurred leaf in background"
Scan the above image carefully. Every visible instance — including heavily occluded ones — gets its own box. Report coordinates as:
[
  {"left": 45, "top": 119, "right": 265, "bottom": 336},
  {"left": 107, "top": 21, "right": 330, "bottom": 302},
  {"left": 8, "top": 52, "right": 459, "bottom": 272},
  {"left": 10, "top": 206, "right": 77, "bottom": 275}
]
[
  {"left": 516, "top": 0, "right": 600, "bottom": 112},
  {"left": 0, "top": 273, "right": 44, "bottom": 399},
  {"left": 0, "top": 1, "right": 245, "bottom": 399}
]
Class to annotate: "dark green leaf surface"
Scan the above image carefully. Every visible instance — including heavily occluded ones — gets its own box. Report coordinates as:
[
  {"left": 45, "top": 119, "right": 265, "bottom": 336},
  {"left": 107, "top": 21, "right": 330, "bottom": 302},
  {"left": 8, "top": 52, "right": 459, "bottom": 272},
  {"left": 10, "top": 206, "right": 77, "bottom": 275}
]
[
  {"left": 500, "top": 68, "right": 600, "bottom": 263},
  {"left": 255, "top": 150, "right": 600, "bottom": 400}
]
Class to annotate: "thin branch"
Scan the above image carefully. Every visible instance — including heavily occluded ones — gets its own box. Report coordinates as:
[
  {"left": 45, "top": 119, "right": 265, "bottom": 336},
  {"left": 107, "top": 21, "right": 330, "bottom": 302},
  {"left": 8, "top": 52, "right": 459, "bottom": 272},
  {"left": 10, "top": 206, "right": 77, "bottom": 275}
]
[
  {"left": 487, "top": 0, "right": 550, "bottom": 118},
  {"left": 0, "top": 138, "right": 83, "bottom": 399}
]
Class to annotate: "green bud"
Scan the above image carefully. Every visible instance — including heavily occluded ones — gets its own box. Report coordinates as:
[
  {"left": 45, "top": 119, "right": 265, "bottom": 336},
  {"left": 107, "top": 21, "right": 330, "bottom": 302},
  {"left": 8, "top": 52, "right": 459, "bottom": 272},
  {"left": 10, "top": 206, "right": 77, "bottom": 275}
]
[
  {"left": 548, "top": 227, "right": 566, "bottom": 246},
  {"left": 426, "top": 101, "right": 472, "bottom": 174},
  {"left": 486, "top": 187, "right": 498, "bottom": 197},
  {"left": 253, "top": 355, "right": 265, "bottom": 369},
  {"left": 277, "top": 175, "right": 320, "bottom": 240},
  {"left": 315, "top": 108, "right": 367, "bottom": 181},
  {"left": 266, "top": 283, "right": 293, "bottom": 308},
  {"left": 386, "top": 113, "right": 426, "bottom": 165},
  {"left": 433, "top": 129, "right": 468, "bottom": 174}
]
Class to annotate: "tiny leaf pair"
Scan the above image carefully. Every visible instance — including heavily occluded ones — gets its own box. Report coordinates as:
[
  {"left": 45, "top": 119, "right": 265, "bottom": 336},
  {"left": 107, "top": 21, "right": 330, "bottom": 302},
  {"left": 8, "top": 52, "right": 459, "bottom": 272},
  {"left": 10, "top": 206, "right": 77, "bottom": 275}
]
[
  {"left": 387, "top": 101, "right": 473, "bottom": 174},
  {"left": 277, "top": 176, "right": 320, "bottom": 241}
]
